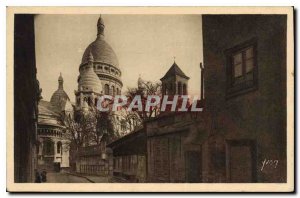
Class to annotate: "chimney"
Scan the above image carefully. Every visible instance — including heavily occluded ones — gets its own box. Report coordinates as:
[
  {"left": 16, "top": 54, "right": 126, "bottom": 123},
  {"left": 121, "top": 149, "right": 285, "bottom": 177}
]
[{"left": 200, "top": 62, "right": 204, "bottom": 101}]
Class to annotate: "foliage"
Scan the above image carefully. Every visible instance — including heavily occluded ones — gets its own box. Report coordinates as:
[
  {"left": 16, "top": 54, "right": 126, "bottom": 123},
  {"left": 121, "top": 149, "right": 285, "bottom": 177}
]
[{"left": 126, "top": 78, "right": 162, "bottom": 120}]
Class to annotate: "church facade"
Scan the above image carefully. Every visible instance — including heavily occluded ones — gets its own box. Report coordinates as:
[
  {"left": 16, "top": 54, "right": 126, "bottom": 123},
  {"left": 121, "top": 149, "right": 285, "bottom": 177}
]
[
  {"left": 37, "top": 74, "right": 73, "bottom": 171},
  {"left": 72, "top": 16, "right": 142, "bottom": 176},
  {"left": 74, "top": 16, "right": 138, "bottom": 138}
]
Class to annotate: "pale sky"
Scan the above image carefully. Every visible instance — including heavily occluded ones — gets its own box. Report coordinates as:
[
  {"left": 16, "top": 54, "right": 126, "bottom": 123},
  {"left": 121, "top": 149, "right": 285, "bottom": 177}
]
[{"left": 35, "top": 14, "right": 203, "bottom": 102}]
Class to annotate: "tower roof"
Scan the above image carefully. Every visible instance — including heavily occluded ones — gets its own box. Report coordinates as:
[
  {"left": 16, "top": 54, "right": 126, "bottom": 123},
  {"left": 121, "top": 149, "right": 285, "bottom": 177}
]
[{"left": 160, "top": 61, "right": 190, "bottom": 80}]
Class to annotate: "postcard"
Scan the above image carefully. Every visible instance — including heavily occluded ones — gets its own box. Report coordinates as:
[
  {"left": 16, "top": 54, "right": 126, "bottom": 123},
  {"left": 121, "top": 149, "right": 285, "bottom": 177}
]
[{"left": 7, "top": 6, "right": 294, "bottom": 192}]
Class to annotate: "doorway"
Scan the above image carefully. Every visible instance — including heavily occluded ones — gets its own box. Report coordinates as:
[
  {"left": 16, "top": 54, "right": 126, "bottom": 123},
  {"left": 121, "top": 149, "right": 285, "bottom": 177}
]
[
  {"left": 227, "top": 140, "right": 257, "bottom": 182},
  {"left": 185, "top": 151, "right": 202, "bottom": 182}
]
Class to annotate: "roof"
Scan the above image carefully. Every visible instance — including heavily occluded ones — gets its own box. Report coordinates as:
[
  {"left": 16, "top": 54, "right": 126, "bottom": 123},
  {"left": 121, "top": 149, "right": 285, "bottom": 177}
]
[
  {"left": 107, "top": 128, "right": 145, "bottom": 148},
  {"left": 81, "top": 36, "right": 119, "bottom": 68},
  {"left": 50, "top": 73, "right": 70, "bottom": 111},
  {"left": 78, "top": 63, "right": 102, "bottom": 94},
  {"left": 160, "top": 62, "right": 190, "bottom": 80},
  {"left": 50, "top": 88, "right": 70, "bottom": 109},
  {"left": 38, "top": 100, "right": 64, "bottom": 127}
]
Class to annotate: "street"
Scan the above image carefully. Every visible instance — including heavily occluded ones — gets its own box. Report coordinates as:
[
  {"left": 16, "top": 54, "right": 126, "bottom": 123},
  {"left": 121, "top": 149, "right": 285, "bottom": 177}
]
[{"left": 46, "top": 172, "right": 91, "bottom": 183}]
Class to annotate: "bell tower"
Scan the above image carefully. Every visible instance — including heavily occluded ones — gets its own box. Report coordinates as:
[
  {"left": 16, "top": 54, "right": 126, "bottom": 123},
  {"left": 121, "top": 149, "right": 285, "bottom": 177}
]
[{"left": 160, "top": 60, "right": 190, "bottom": 96}]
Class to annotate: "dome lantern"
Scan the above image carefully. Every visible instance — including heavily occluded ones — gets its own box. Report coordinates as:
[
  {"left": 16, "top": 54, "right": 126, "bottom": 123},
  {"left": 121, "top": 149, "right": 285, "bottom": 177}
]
[
  {"left": 58, "top": 72, "right": 63, "bottom": 89},
  {"left": 97, "top": 15, "right": 105, "bottom": 37}
]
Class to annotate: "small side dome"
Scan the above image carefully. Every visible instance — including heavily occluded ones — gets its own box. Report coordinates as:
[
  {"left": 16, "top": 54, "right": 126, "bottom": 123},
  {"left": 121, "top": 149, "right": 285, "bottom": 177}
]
[
  {"left": 50, "top": 73, "right": 70, "bottom": 110},
  {"left": 79, "top": 52, "right": 102, "bottom": 94}
]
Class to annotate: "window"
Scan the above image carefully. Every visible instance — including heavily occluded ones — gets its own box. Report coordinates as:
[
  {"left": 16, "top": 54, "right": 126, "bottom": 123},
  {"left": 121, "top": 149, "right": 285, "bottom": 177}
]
[
  {"left": 177, "top": 82, "right": 182, "bottom": 95},
  {"left": 43, "top": 139, "right": 54, "bottom": 155},
  {"left": 232, "top": 47, "right": 254, "bottom": 80},
  {"left": 169, "top": 83, "right": 173, "bottom": 95},
  {"left": 88, "top": 97, "right": 92, "bottom": 106},
  {"left": 225, "top": 39, "right": 258, "bottom": 98},
  {"left": 104, "top": 84, "right": 109, "bottom": 95},
  {"left": 57, "top": 141, "right": 62, "bottom": 154},
  {"left": 183, "top": 84, "right": 187, "bottom": 95},
  {"left": 112, "top": 86, "right": 115, "bottom": 96}
]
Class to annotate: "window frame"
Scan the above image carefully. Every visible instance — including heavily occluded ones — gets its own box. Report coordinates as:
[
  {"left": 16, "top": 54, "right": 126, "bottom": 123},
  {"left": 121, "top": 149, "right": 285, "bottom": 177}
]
[{"left": 225, "top": 38, "right": 258, "bottom": 98}]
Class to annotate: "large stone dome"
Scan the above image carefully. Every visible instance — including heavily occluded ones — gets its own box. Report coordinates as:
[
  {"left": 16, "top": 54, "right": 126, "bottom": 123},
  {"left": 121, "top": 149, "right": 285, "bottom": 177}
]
[
  {"left": 81, "top": 16, "right": 119, "bottom": 69},
  {"left": 81, "top": 36, "right": 119, "bottom": 68}
]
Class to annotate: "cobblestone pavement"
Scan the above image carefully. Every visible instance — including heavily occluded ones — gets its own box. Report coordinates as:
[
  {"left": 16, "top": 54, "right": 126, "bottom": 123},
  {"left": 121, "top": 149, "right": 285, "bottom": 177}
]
[{"left": 46, "top": 172, "right": 92, "bottom": 183}]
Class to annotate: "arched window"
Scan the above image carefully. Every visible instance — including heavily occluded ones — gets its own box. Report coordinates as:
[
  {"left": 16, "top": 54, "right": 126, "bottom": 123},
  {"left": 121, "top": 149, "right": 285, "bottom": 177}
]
[
  {"left": 43, "top": 139, "right": 54, "bottom": 155},
  {"left": 169, "top": 83, "right": 173, "bottom": 94},
  {"left": 95, "top": 98, "right": 98, "bottom": 106},
  {"left": 112, "top": 86, "right": 115, "bottom": 96},
  {"left": 177, "top": 82, "right": 182, "bottom": 95},
  {"left": 104, "top": 84, "right": 109, "bottom": 95},
  {"left": 57, "top": 141, "right": 62, "bottom": 154},
  {"left": 183, "top": 84, "right": 187, "bottom": 95},
  {"left": 88, "top": 97, "right": 92, "bottom": 106},
  {"left": 116, "top": 88, "right": 119, "bottom": 95}
]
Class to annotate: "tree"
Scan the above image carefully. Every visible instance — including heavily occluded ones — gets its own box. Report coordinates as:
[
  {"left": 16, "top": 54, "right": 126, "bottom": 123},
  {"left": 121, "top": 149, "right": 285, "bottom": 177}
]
[
  {"left": 62, "top": 104, "right": 123, "bottom": 149},
  {"left": 61, "top": 110, "right": 97, "bottom": 150},
  {"left": 126, "top": 78, "right": 162, "bottom": 121}
]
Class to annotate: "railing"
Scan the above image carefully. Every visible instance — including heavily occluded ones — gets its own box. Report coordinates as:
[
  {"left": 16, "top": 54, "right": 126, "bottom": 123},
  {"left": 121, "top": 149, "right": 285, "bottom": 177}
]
[{"left": 79, "top": 164, "right": 108, "bottom": 176}]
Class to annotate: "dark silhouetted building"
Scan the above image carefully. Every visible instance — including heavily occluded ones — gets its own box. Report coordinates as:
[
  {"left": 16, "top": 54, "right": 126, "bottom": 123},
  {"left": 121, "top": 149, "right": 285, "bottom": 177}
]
[
  {"left": 14, "top": 14, "right": 41, "bottom": 182},
  {"left": 202, "top": 15, "right": 287, "bottom": 182}
]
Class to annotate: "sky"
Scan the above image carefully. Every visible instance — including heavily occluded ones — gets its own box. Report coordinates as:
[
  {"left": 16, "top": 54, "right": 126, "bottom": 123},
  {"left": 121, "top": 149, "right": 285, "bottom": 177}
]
[{"left": 35, "top": 14, "right": 203, "bottom": 102}]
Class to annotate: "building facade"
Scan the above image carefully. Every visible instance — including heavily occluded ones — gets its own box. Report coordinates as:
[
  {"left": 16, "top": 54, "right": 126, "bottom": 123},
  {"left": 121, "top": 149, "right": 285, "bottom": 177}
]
[
  {"left": 75, "top": 143, "right": 113, "bottom": 177},
  {"left": 108, "top": 128, "right": 147, "bottom": 182},
  {"left": 14, "top": 14, "right": 42, "bottom": 182},
  {"left": 74, "top": 15, "right": 135, "bottom": 137},
  {"left": 202, "top": 15, "right": 287, "bottom": 182},
  {"left": 37, "top": 74, "right": 72, "bottom": 171},
  {"left": 146, "top": 62, "right": 205, "bottom": 183},
  {"left": 72, "top": 16, "right": 140, "bottom": 176}
]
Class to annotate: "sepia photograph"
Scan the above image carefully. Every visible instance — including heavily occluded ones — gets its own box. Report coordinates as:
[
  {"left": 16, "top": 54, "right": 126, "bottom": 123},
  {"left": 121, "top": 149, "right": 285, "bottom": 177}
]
[{"left": 6, "top": 6, "right": 294, "bottom": 192}]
